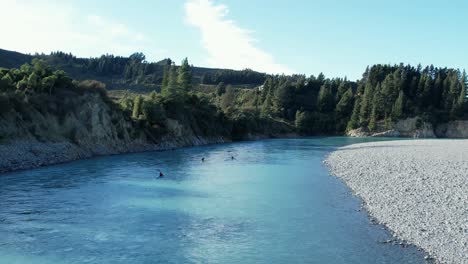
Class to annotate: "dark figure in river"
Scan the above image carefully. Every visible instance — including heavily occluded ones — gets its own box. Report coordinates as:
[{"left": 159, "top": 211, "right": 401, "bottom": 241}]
[
  {"left": 159, "top": 171, "right": 164, "bottom": 178},
  {"left": 231, "top": 156, "right": 235, "bottom": 160},
  {"left": 201, "top": 157, "right": 205, "bottom": 162}
]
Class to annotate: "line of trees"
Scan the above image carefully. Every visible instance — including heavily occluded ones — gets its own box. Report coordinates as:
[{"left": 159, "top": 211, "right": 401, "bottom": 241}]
[
  {"left": 215, "top": 64, "right": 467, "bottom": 134},
  {"left": 348, "top": 64, "right": 467, "bottom": 131},
  {"left": 0, "top": 59, "right": 72, "bottom": 94},
  {"left": 200, "top": 69, "right": 267, "bottom": 85},
  {"left": 42, "top": 51, "right": 169, "bottom": 85},
  {"left": 2, "top": 56, "right": 466, "bottom": 138},
  {"left": 33, "top": 51, "right": 268, "bottom": 88},
  {"left": 160, "top": 58, "right": 192, "bottom": 98}
]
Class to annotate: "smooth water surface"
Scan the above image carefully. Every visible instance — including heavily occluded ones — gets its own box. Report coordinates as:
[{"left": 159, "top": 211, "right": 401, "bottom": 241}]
[{"left": 0, "top": 137, "right": 424, "bottom": 264}]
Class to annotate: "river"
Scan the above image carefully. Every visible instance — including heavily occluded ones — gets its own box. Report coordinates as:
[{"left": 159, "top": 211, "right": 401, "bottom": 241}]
[{"left": 0, "top": 137, "right": 425, "bottom": 263}]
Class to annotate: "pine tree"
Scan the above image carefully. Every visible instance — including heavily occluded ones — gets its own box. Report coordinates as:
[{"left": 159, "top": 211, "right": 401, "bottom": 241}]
[
  {"left": 391, "top": 91, "right": 405, "bottom": 119},
  {"left": 381, "top": 74, "right": 397, "bottom": 114},
  {"left": 453, "top": 71, "right": 466, "bottom": 117},
  {"left": 295, "top": 110, "right": 309, "bottom": 133},
  {"left": 359, "top": 82, "right": 373, "bottom": 126},
  {"left": 221, "top": 86, "right": 236, "bottom": 110},
  {"left": 372, "top": 83, "right": 384, "bottom": 118},
  {"left": 448, "top": 72, "right": 461, "bottom": 116},
  {"left": 132, "top": 95, "right": 142, "bottom": 119},
  {"left": 432, "top": 74, "right": 443, "bottom": 108},
  {"left": 368, "top": 105, "right": 377, "bottom": 131},
  {"left": 261, "top": 91, "right": 273, "bottom": 117},
  {"left": 168, "top": 64, "right": 178, "bottom": 88},
  {"left": 347, "top": 96, "right": 361, "bottom": 131},
  {"left": 317, "top": 82, "right": 334, "bottom": 112},
  {"left": 274, "top": 82, "right": 294, "bottom": 118},
  {"left": 335, "top": 81, "right": 348, "bottom": 102},
  {"left": 335, "top": 88, "right": 354, "bottom": 116},
  {"left": 261, "top": 78, "right": 273, "bottom": 102},
  {"left": 422, "top": 76, "right": 433, "bottom": 108},
  {"left": 177, "top": 58, "right": 192, "bottom": 92},
  {"left": 162, "top": 64, "right": 180, "bottom": 98},
  {"left": 416, "top": 74, "right": 426, "bottom": 106},
  {"left": 161, "top": 65, "right": 170, "bottom": 95}
]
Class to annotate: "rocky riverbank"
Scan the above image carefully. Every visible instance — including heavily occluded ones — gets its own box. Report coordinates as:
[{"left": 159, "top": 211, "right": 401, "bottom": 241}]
[
  {"left": 347, "top": 117, "right": 468, "bottom": 138},
  {"left": 0, "top": 90, "right": 233, "bottom": 174},
  {"left": 325, "top": 140, "right": 468, "bottom": 264},
  {"left": 0, "top": 136, "right": 228, "bottom": 174},
  {"left": 0, "top": 132, "right": 298, "bottom": 174}
]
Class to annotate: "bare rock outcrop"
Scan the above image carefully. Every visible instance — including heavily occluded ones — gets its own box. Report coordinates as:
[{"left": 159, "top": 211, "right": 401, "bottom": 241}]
[
  {"left": 0, "top": 92, "right": 229, "bottom": 173},
  {"left": 435, "top": 120, "right": 468, "bottom": 138},
  {"left": 346, "top": 117, "right": 460, "bottom": 138}
]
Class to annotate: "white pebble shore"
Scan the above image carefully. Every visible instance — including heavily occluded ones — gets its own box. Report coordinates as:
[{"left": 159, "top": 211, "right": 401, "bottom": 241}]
[{"left": 325, "top": 140, "right": 468, "bottom": 264}]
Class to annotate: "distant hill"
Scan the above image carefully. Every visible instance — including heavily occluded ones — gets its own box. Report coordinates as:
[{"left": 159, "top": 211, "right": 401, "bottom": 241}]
[
  {"left": 0, "top": 49, "right": 33, "bottom": 69},
  {"left": 0, "top": 48, "right": 267, "bottom": 92}
]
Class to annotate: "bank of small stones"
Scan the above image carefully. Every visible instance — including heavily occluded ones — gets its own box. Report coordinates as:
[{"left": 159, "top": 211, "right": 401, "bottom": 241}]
[
  {"left": 0, "top": 136, "right": 227, "bottom": 174},
  {"left": 325, "top": 140, "right": 467, "bottom": 264}
]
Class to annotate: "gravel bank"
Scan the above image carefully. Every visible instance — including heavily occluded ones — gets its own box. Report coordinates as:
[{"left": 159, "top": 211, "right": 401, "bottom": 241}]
[
  {"left": 0, "top": 136, "right": 227, "bottom": 174},
  {"left": 325, "top": 140, "right": 468, "bottom": 264}
]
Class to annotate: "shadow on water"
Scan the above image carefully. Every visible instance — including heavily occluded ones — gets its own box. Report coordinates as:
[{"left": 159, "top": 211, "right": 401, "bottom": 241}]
[{"left": 0, "top": 137, "right": 426, "bottom": 264}]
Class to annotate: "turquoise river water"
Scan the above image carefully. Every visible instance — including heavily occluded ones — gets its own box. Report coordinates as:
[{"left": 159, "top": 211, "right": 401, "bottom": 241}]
[{"left": 0, "top": 137, "right": 425, "bottom": 263}]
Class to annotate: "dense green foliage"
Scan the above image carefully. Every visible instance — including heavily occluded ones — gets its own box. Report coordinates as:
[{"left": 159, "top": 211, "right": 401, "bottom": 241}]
[
  {"left": 246, "top": 65, "right": 466, "bottom": 134},
  {"left": 201, "top": 68, "right": 266, "bottom": 85},
  {"left": 351, "top": 65, "right": 467, "bottom": 131},
  {"left": 41, "top": 51, "right": 170, "bottom": 86},
  {"left": 160, "top": 58, "right": 193, "bottom": 98},
  {"left": 1, "top": 49, "right": 466, "bottom": 140},
  {"left": 119, "top": 61, "right": 291, "bottom": 139},
  {"left": 0, "top": 59, "right": 73, "bottom": 94},
  {"left": 253, "top": 74, "right": 359, "bottom": 134},
  {"left": 0, "top": 49, "right": 267, "bottom": 91},
  {"left": 0, "top": 59, "right": 116, "bottom": 101}
]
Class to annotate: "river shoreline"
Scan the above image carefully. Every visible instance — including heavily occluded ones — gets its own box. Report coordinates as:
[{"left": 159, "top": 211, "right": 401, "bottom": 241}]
[
  {"left": 0, "top": 137, "right": 428, "bottom": 263},
  {"left": 0, "top": 136, "right": 227, "bottom": 174},
  {"left": 325, "top": 140, "right": 468, "bottom": 264},
  {"left": 0, "top": 133, "right": 300, "bottom": 174}
]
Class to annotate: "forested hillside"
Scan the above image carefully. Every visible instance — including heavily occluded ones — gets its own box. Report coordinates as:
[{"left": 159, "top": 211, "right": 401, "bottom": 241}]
[
  {"left": 0, "top": 49, "right": 266, "bottom": 92},
  {"left": 348, "top": 65, "right": 467, "bottom": 132},
  {"left": 0, "top": 58, "right": 292, "bottom": 144},
  {"left": 0, "top": 48, "right": 467, "bottom": 141},
  {"left": 254, "top": 64, "right": 467, "bottom": 134}
]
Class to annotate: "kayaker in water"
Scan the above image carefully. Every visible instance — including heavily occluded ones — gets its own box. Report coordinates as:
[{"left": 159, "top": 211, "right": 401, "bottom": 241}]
[
  {"left": 158, "top": 170, "right": 164, "bottom": 178},
  {"left": 202, "top": 157, "right": 205, "bottom": 162}
]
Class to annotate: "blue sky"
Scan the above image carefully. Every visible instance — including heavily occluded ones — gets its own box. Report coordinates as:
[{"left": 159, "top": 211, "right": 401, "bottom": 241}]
[{"left": 1, "top": 0, "right": 467, "bottom": 80}]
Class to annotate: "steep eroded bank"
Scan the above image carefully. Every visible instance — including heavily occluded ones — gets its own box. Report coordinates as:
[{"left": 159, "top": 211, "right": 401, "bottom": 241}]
[{"left": 0, "top": 90, "right": 232, "bottom": 173}]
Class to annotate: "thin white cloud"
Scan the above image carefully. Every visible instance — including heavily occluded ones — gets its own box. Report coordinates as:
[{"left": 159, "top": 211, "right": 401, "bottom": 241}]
[
  {"left": 184, "top": 0, "right": 292, "bottom": 74},
  {"left": 0, "top": 0, "right": 164, "bottom": 59}
]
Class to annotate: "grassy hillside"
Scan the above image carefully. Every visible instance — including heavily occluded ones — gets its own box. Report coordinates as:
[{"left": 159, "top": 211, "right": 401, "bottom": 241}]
[
  {"left": 0, "top": 49, "right": 33, "bottom": 69},
  {"left": 0, "top": 49, "right": 266, "bottom": 93}
]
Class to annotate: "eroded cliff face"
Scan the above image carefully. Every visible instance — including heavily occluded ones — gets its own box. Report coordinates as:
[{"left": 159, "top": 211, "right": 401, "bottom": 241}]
[
  {"left": 0, "top": 92, "right": 228, "bottom": 173},
  {"left": 394, "top": 118, "right": 436, "bottom": 138},
  {"left": 435, "top": 121, "right": 468, "bottom": 138},
  {"left": 0, "top": 93, "right": 151, "bottom": 147},
  {"left": 346, "top": 117, "right": 468, "bottom": 138}
]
